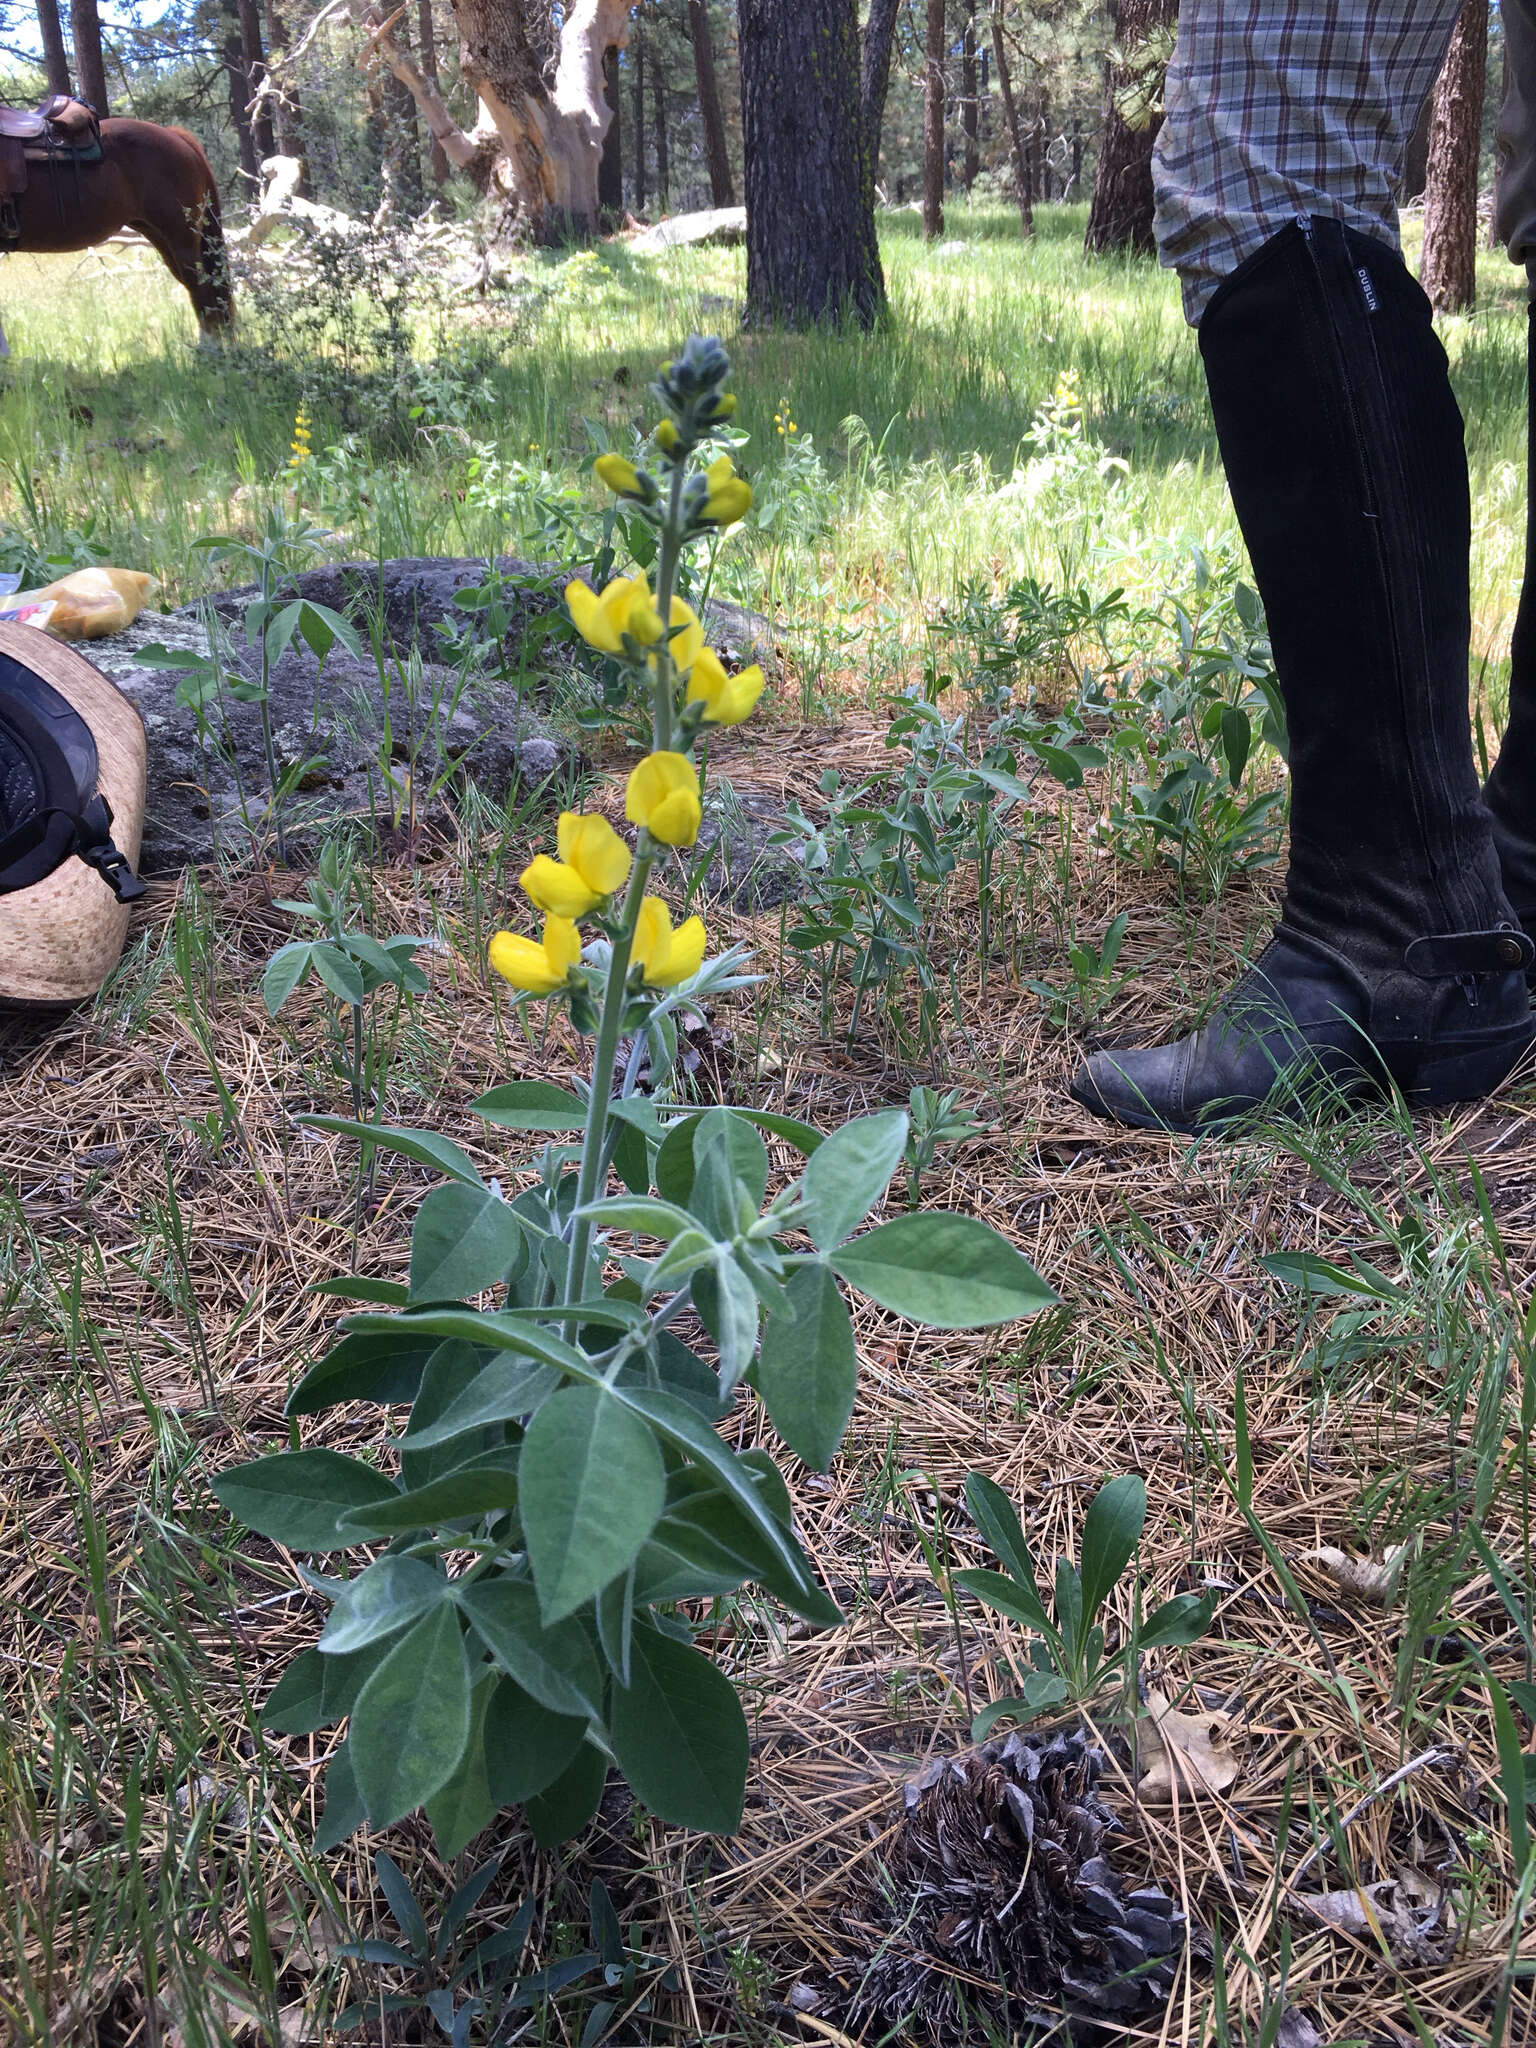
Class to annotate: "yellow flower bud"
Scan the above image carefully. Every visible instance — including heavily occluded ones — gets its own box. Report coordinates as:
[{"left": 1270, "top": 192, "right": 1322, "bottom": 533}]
[
  {"left": 685, "top": 646, "right": 766, "bottom": 726},
  {"left": 488, "top": 914, "right": 582, "bottom": 994},
  {"left": 712, "top": 393, "right": 738, "bottom": 418},
  {"left": 665, "top": 595, "right": 703, "bottom": 675},
  {"left": 632, "top": 896, "right": 707, "bottom": 987},
  {"left": 625, "top": 750, "right": 702, "bottom": 847},
  {"left": 654, "top": 420, "right": 680, "bottom": 453},
  {"left": 594, "top": 453, "right": 643, "bottom": 497},
  {"left": 702, "top": 456, "right": 753, "bottom": 526}
]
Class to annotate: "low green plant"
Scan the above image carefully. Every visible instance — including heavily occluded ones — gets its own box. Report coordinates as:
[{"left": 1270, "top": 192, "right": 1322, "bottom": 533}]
[
  {"left": 1022, "top": 908, "right": 1132, "bottom": 1033},
  {"left": 903, "top": 1085, "right": 990, "bottom": 1208},
  {"left": 211, "top": 340, "right": 1058, "bottom": 1868},
  {"left": 954, "top": 1470, "right": 1213, "bottom": 1734}
]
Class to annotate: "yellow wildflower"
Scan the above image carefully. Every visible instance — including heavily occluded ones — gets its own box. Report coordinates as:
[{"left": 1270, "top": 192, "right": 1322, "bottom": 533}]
[
  {"left": 594, "top": 453, "right": 643, "bottom": 497},
  {"left": 625, "top": 750, "right": 702, "bottom": 847},
  {"left": 685, "top": 646, "right": 765, "bottom": 727},
  {"left": 654, "top": 420, "right": 680, "bottom": 453},
  {"left": 665, "top": 595, "right": 703, "bottom": 675},
  {"left": 488, "top": 914, "right": 582, "bottom": 994},
  {"left": 566, "top": 572, "right": 666, "bottom": 654},
  {"left": 632, "top": 896, "right": 707, "bottom": 988},
  {"left": 519, "top": 811, "right": 632, "bottom": 917},
  {"left": 702, "top": 454, "right": 752, "bottom": 527}
]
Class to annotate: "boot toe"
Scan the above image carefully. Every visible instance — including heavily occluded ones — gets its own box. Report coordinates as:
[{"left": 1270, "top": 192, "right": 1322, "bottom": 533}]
[{"left": 1069, "top": 1043, "right": 1193, "bottom": 1132}]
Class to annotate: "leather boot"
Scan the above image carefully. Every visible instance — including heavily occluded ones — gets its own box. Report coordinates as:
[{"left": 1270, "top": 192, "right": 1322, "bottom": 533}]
[
  {"left": 1072, "top": 217, "right": 1533, "bottom": 1135},
  {"left": 1484, "top": 270, "right": 1536, "bottom": 941}
]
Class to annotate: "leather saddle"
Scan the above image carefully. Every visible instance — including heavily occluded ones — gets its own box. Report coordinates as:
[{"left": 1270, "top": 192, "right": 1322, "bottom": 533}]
[{"left": 0, "top": 96, "right": 101, "bottom": 236}]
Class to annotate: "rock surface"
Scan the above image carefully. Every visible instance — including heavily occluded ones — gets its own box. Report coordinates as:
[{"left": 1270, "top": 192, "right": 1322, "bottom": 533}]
[
  {"left": 89, "top": 556, "right": 777, "bottom": 874},
  {"left": 630, "top": 207, "right": 747, "bottom": 252}
]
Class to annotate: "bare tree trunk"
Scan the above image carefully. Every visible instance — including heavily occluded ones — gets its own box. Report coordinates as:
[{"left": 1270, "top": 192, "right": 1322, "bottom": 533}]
[
  {"left": 598, "top": 41, "right": 623, "bottom": 217},
  {"left": 992, "top": 1, "right": 1032, "bottom": 235},
  {"left": 688, "top": 0, "right": 734, "bottom": 206},
  {"left": 1084, "top": 0, "right": 1174, "bottom": 254},
  {"left": 632, "top": 16, "right": 646, "bottom": 211},
  {"left": 237, "top": 0, "right": 277, "bottom": 160},
  {"left": 1422, "top": 0, "right": 1489, "bottom": 311},
  {"left": 739, "top": 0, "right": 885, "bottom": 327},
  {"left": 68, "top": 0, "right": 109, "bottom": 115},
  {"left": 37, "top": 0, "right": 72, "bottom": 97},
  {"left": 923, "top": 0, "right": 945, "bottom": 237},
  {"left": 383, "top": 11, "right": 425, "bottom": 213},
  {"left": 1403, "top": 88, "right": 1434, "bottom": 202},
  {"left": 223, "top": 3, "right": 259, "bottom": 180},
  {"left": 418, "top": 0, "right": 450, "bottom": 183},
  {"left": 962, "top": 0, "right": 978, "bottom": 189},
  {"left": 860, "top": 0, "right": 899, "bottom": 173},
  {"left": 653, "top": 53, "right": 668, "bottom": 211},
  {"left": 265, "top": 0, "right": 310, "bottom": 192}
]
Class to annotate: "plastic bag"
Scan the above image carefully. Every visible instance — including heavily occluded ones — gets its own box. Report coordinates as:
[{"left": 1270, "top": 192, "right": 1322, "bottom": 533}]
[{"left": 14, "top": 567, "right": 158, "bottom": 641}]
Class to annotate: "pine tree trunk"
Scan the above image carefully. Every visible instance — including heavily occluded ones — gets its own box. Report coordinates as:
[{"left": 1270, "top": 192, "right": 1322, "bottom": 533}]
[
  {"left": 384, "top": 12, "right": 425, "bottom": 213},
  {"left": 68, "top": 0, "right": 109, "bottom": 115},
  {"left": 1084, "top": 0, "right": 1173, "bottom": 254},
  {"left": 418, "top": 0, "right": 449, "bottom": 183},
  {"left": 37, "top": 0, "right": 72, "bottom": 97},
  {"left": 236, "top": 0, "right": 277, "bottom": 160},
  {"left": 1421, "top": 0, "right": 1489, "bottom": 312},
  {"left": 653, "top": 59, "right": 668, "bottom": 211},
  {"left": 598, "top": 42, "right": 623, "bottom": 217},
  {"left": 688, "top": 0, "right": 734, "bottom": 207},
  {"left": 923, "top": 0, "right": 946, "bottom": 237},
  {"left": 223, "top": 4, "right": 260, "bottom": 180},
  {"left": 632, "top": 18, "right": 646, "bottom": 211},
  {"left": 264, "top": 0, "right": 310, "bottom": 194},
  {"left": 962, "top": 0, "right": 979, "bottom": 189},
  {"left": 1403, "top": 89, "right": 1434, "bottom": 201},
  {"left": 991, "top": 0, "right": 1032, "bottom": 235},
  {"left": 739, "top": 0, "right": 885, "bottom": 327},
  {"left": 860, "top": 0, "right": 899, "bottom": 174}
]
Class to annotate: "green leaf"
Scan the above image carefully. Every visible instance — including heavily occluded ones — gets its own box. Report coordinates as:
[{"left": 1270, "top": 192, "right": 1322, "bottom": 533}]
[
  {"left": 346, "top": 1306, "right": 589, "bottom": 1376},
  {"left": 308, "top": 1276, "right": 411, "bottom": 1308},
  {"left": 471, "top": 1080, "right": 588, "bottom": 1131},
  {"left": 400, "top": 1338, "right": 490, "bottom": 1489},
  {"left": 581, "top": 1195, "right": 698, "bottom": 1241},
  {"left": 1490, "top": 1672, "right": 1534, "bottom": 1877},
  {"left": 320, "top": 1556, "right": 450, "bottom": 1654},
  {"left": 1260, "top": 1252, "right": 1405, "bottom": 1302},
  {"left": 482, "top": 1678, "right": 589, "bottom": 1806},
  {"left": 635, "top": 1488, "right": 842, "bottom": 1627},
  {"left": 315, "top": 1740, "right": 366, "bottom": 1851},
  {"left": 711, "top": 1252, "right": 760, "bottom": 1395},
  {"left": 299, "top": 1115, "right": 484, "bottom": 1189},
  {"left": 653, "top": 1117, "right": 699, "bottom": 1207},
  {"left": 520, "top": 1386, "right": 666, "bottom": 1623},
  {"left": 964, "top": 1473, "right": 1041, "bottom": 1595},
  {"left": 260, "top": 1648, "right": 329, "bottom": 1734},
  {"left": 595, "top": 1565, "right": 635, "bottom": 1687},
  {"left": 212, "top": 1450, "right": 398, "bottom": 1551},
  {"left": 1078, "top": 1476, "right": 1147, "bottom": 1625},
  {"left": 297, "top": 597, "right": 363, "bottom": 663},
  {"left": 285, "top": 1329, "right": 443, "bottom": 1418},
  {"left": 425, "top": 1677, "right": 498, "bottom": 1861},
  {"left": 457, "top": 1578, "right": 604, "bottom": 1719},
  {"left": 322, "top": 1640, "right": 389, "bottom": 1720},
  {"left": 952, "top": 1566, "right": 1055, "bottom": 1637},
  {"left": 311, "top": 942, "right": 365, "bottom": 1008},
  {"left": 971, "top": 1675, "right": 1071, "bottom": 1737},
  {"left": 800, "top": 1110, "right": 907, "bottom": 1252},
  {"left": 1139, "top": 1590, "right": 1217, "bottom": 1649},
  {"left": 694, "top": 1107, "right": 768, "bottom": 1216},
  {"left": 263, "top": 941, "right": 313, "bottom": 1014},
  {"left": 832, "top": 1213, "right": 1057, "bottom": 1327},
  {"left": 409, "top": 1182, "right": 525, "bottom": 1303},
  {"left": 397, "top": 1357, "right": 558, "bottom": 1453},
  {"left": 350, "top": 1604, "right": 473, "bottom": 1828},
  {"left": 1219, "top": 703, "right": 1250, "bottom": 788},
  {"left": 757, "top": 1262, "right": 856, "bottom": 1471},
  {"left": 524, "top": 1741, "right": 606, "bottom": 1849},
  {"left": 609, "top": 1624, "right": 748, "bottom": 1834},
  {"left": 617, "top": 1388, "right": 806, "bottom": 1589},
  {"left": 338, "top": 1447, "right": 521, "bottom": 1535}
]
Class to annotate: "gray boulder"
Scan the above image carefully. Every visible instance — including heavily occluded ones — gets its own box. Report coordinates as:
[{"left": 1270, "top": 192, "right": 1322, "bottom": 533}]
[{"left": 630, "top": 207, "right": 747, "bottom": 251}]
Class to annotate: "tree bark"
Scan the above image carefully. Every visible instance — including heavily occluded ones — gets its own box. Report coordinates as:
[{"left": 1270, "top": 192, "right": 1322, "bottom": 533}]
[
  {"left": 223, "top": 5, "right": 260, "bottom": 180},
  {"left": 68, "top": 0, "right": 108, "bottom": 115},
  {"left": 598, "top": 41, "right": 623, "bottom": 217},
  {"left": 632, "top": 16, "right": 646, "bottom": 210},
  {"left": 962, "top": 0, "right": 979, "bottom": 189},
  {"left": 418, "top": 0, "right": 450, "bottom": 183},
  {"left": 236, "top": 0, "right": 277, "bottom": 160},
  {"left": 739, "top": 0, "right": 885, "bottom": 327},
  {"left": 860, "top": 0, "right": 899, "bottom": 174},
  {"left": 653, "top": 51, "right": 668, "bottom": 210},
  {"left": 688, "top": 0, "right": 734, "bottom": 207},
  {"left": 1421, "top": 0, "right": 1489, "bottom": 312},
  {"left": 37, "top": 0, "right": 72, "bottom": 97},
  {"left": 383, "top": 11, "right": 425, "bottom": 212},
  {"left": 923, "top": 0, "right": 946, "bottom": 237},
  {"left": 992, "top": 1, "right": 1032, "bottom": 235},
  {"left": 1084, "top": 0, "right": 1174, "bottom": 255},
  {"left": 265, "top": 0, "right": 310, "bottom": 193},
  {"left": 1403, "top": 87, "right": 1434, "bottom": 202}
]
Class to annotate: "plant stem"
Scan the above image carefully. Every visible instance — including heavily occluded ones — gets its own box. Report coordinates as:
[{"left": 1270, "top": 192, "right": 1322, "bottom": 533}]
[{"left": 650, "top": 463, "right": 687, "bottom": 753}]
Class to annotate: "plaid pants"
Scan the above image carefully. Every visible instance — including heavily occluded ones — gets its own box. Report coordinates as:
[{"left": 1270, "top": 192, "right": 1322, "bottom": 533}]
[{"left": 1152, "top": 0, "right": 1536, "bottom": 323}]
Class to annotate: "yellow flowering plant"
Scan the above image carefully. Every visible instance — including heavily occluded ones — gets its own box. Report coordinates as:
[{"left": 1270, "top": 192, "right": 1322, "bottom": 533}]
[{"left": 215, "top": 340, "right": 1056, "bottom": 1870}]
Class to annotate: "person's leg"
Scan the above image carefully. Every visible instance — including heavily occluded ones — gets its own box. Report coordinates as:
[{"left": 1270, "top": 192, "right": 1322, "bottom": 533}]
[{"left": 1072, "top": 0, "right": 1533, "bottom": 1133}]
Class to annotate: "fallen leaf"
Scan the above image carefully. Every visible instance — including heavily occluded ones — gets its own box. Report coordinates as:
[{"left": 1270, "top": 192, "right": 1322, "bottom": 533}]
[
  {"left": 1293, "top": 1868, "right": 1447, "bottom": 1963},
  {"left": 1302, "top": 1543, "right": 1408, "bottom": 1606},
  {"left": 1273, "top": 2011, "right": 1324, "bottom": 2048},
  {"left": 1136, "top": 1688, "right": 1240, "bottom": 1801}
]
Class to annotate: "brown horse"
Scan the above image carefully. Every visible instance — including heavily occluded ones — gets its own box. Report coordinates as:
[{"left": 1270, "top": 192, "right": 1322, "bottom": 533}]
[{"left": 8, "top": 119, "right": 232, "bottom": 336}]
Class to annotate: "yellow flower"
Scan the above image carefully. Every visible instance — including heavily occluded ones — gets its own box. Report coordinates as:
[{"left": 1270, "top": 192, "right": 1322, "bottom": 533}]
[
  {"left": 632, "top": 896, "right": 707, "bottom": 987},
  {"left": 686, "top": 646, "right": 765, "bottom": 726},
  {"left": 654, "top": 420, "right": 680, "bottom": 453},
  {"left": 703, "top": 454, "right": 752, "bottom": 526},
  {"left": 488, "top": 914, "right": 582, "bottom": 994},
  {"left": 594, "top": 453, "right": 643, "bottom": 497},
  {"left": 566, "top": 573, "right": 665, "bottom": 654},
  {"left": 519, "top": 811, "right": 632, "bottom": 916},
  {"left": 625, "top": 750, "right": 702, "bottom": 847},
  {"left": 711, "top": 393, "right": 737, "bottom": 419},
  {"left": 665, "top": 595, "right": 703, "bottom": 675}
]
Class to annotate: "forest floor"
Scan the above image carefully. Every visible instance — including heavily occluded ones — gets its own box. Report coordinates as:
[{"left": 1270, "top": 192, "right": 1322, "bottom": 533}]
[{"left": 2, "top": 205, "right": 1536, "bottom": 2046}]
